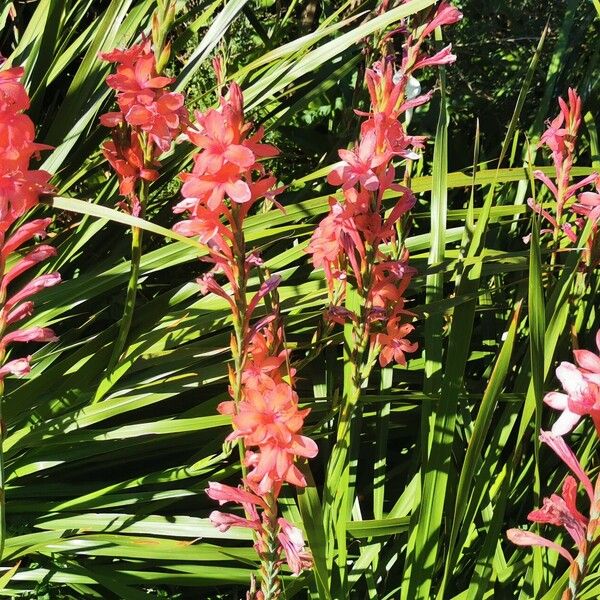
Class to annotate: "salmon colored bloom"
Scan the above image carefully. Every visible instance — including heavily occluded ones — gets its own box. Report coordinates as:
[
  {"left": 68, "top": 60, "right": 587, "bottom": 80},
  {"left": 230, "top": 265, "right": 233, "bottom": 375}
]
[
  {"left": 527, "top": 476, "right": 588, "bottom": 548},
  {"left": 102, "top": 133, "right": 159, "bottom": 198},
  {"left": 376, "top": 319, "right": 418, "bottom": 367},
  {"left": 179, "top": 82, "right": 279, "bottom": 218},
  {"left": 508, "top": 432, "right": 598, "bottom": 573},
  {"left": 328, "top": 130, "right": 388, "bottom": 191},
  {"left": 100, "top": 35, "right": 187, "bottom": 211},
  {"left": 183, "top": 69, "right": 313, "bottom": 589},
  {"left": 306, "top": 4, "right": 462, "bottom": 369}
]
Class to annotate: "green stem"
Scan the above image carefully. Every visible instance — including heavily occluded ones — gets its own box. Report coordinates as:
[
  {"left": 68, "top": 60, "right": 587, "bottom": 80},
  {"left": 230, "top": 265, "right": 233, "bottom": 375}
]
[
  {"left": 325, "top": 241, "right": 377, "bottom": 588},
  {"left": 92, "top": 178, "right": 148, "bottom": 404},
  {"left": 109, "top": 220, "right": 144, "bottom": 368},
  {"left": 260, "top": 493, "right": 282, "bottom": 600}
]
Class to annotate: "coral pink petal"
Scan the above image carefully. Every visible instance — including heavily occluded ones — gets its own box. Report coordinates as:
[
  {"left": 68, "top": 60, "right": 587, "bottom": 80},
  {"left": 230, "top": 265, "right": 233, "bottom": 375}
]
[
  {"left": 543, "top": 391, "right": 568, "bottom": 410},
  {"left": 573, "top": 349, "right": 600, "bottom": 373},
  {"left": 506, "top": 528, "right": 573, "bottom": 563},
  {"left": 224, "top": 179, "right": 251, "bottom": 204},
  {"left": 539, "top": 431, "right": 595, "bottom": 502}
]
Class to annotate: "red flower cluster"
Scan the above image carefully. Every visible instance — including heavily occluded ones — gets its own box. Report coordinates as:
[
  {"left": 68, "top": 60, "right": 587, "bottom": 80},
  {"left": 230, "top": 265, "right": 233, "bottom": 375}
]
[
  {"left": 100, "top": 36, "right": 186, "bottom": 213},
  {"left": 307, "top": 2, "right": 462, "bottom": 367},
  {"left": 527, "top": 89, "right": 599, "bottom": 265},
  {"left": 174, "top": 72, "right": 314, "bottom": 582},
  {"left": 0, "top": 65, "right": 60, "bottom": 379}
]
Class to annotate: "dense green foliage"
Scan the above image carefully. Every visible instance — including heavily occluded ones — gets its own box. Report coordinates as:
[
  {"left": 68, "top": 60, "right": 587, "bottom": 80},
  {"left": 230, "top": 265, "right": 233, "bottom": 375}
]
[{"left": 0, "top": 0, "right": 598, "bottom": 598}]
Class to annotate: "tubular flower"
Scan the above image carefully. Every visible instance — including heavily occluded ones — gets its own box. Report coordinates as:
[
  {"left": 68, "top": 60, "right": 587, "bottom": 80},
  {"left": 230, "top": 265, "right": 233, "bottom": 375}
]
[
  {"left": 0, "top": 64, "right": 59, "bottom": 380},
  {"left": 101, "top": 36, "right": 185, "bottom": 151},
  {"left": 305, "top": 2, "right": 463, "bottom": 367},
  {"left": 176, "top": 63, "right": 314, "bottom": 596}
]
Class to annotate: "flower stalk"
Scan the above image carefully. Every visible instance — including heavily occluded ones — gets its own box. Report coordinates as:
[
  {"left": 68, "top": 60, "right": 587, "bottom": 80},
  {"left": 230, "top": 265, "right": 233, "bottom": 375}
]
[
  {"left": 95, "top": 6, "right": 185, "bottom": 402},
  {"left": 307, "top": 2, "right": 462, "bottom": 574},
  {"left": 174, "top": 61, "right": 315, "bottom": 596},
  {"left": 0, "top": 64, "right": 60, "bottom": 558}
]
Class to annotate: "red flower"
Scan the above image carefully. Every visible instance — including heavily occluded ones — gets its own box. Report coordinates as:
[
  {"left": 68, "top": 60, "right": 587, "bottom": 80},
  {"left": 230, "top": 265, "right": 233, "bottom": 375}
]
[
  {"left": 102, "top": 133, "right": 159, "bottom": 197},
  {"left": 0, "top": 67, "right": 30, "bottom": 112},
  {"left": 376, "top": 319, "right": 418, "bottom": 367}
]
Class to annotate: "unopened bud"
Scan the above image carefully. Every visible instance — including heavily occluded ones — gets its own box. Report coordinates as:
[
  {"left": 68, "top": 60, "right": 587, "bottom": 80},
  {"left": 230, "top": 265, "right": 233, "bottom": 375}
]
[{"left": 157, "top": 41, "right": 171, "bottom": 74}]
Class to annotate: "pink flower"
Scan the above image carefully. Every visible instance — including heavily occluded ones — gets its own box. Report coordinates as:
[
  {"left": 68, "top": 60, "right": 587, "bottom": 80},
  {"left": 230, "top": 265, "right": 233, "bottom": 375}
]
[
  {"left": 0, "top": 356, "right": 31, "bottom": 380},
  {"left": 205, "top": 481, "right": 267, "bottom": 511},
  {"left": 186, "top": 107, "right": 256, "bottom": 172},
  {"left": 0, "top": 65, "right": 59, "bottom": 373},
  {"left": 527, "top": 476, "right": 588, "bottom": 548},
  {"left": 328, "top": 130, "right": 388, "bottom": 191},
  {"left": 1, "top": 245, "right": 56, "bottom": 293},
  {"left": 376, "top": 319, "right": 418, "bottom": 367},
  {"left": 6, "top": 301, "right": 34, "bottom": 325},
  {"left": 1, "top": 326, "right": 57, "bottom": 347},
  {"left": 100, "top": 36, "right": 153, "bottom": 67},
  {"left": 1, "top": 218, "right": 51, "bottom": 258},
  {"left": 420, "top": 2, "right": 463, "bottom": 39},
  {"left": 539, "top": 430, "right": 594, "bottom": 503},
  {"left": 180, "top": 162, "right": 251, "bottom": 210},
  {"left": 209, "top": 510, "right": 261, "bottom": 533},
  {"left": 277, "top": 518, "right": 312, "bottom": 575},
  {"left": 573, "top": 330, "right": 600, "bottom": 383},
  {"left": 507, "top": 442, "right": 594, "bottom": 566},
  {"left": 102, "top": 133, "right": 159, "bottom": 198},
  {"left": 4, "top": 272, "right": 61, "bottom": 313},
  {"left": 0, "top": 67, "right": 30, "bottom": 112},
  {"left": 413, "top": 45, "right": 457, "bottom": 70},
  {"left": 507, "top": 528, "right": 574, "bottom": 563},
  {"left": 228, "top": 382, "right": 311, "bottom": 447},
  {"left": 544, "top": 333, "right": 600, "bottom": 435}
]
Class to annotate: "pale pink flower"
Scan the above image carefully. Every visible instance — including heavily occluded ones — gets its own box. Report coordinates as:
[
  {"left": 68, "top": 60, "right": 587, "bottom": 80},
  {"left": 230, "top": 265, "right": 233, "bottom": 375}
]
[
  {"left": 328, "top": 130, "right": 388, "bottom": 191},
  {"left": 0, "top": 356, "right": 31, "bottom": 379},
  {"left": 277, "top": 518, "right": 312, "bottom": 575},
  {"left": 209, "top": 510, "right": 261, "bottom": 533},
  {"left": 1, "top": 326, "right": 58, "bottom": 347},
  {"left": 544, "top": 333, "right": 600, "bottom": 435},
  {"left": 507, "top": 528, "right": 574, "bottom": 563},
  {"left": 539, "top": 430, "right": 594, "bottom": 503}
]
